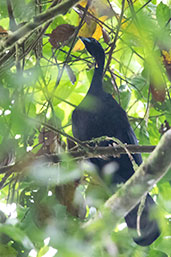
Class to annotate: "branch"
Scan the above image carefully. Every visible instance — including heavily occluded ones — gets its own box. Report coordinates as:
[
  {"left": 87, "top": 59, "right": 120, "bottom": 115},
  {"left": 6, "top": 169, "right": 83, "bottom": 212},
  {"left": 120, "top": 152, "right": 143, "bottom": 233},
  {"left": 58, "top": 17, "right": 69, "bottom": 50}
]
[
  {"left": 0, "top": 0, "right": 80, "bottom": 52},
  {"left": 85, "top": 129, "right": 171, "bottom": 232},
  {"left": 0, "top": 0, "right": 64, "bottom": 74},
  {"left": 0, "top": 144, "right": 156, "bottom": 176}
]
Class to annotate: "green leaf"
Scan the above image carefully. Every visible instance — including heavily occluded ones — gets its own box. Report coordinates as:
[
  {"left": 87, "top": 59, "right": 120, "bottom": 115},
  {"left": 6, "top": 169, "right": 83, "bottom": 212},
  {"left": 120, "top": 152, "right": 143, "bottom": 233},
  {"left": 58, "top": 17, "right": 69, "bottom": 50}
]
[
  {"left": 131, "top": 76, "right": 147, "bottom": 101},
  {"left": 138, "top": 121, "right": 150, "bottom": 145},
  {"left": 159, "top": 168, "right": 171, "bottom": 183},
  {"left": 37, "top": 245, "right": 49, "bottom": 257},
  {"left": 0, "top": 85, "right": 10, "bottom": 108},
  {"left": 0, "top": 224, "right": 34, "bottom": 249},
  {"left": 0, "top": 0, "right": 8, "bottom": 17},
  {"left": 119, "top": 84, "right": 131, "bottom": 110},
  {"left": 153, "top": 233, "right": 171, "bottom": 256},
  {"left": 158, "top": 182, "right": 171, "bottom": 213},
  {"left": 156, "top": 2, "right": 171, "bottom": 27},
  {"left": 0, "top": 244, "right": 17, "bottom": 257},
  {"left": 147, "top": 249, "right": 167, "bottom": 257}
]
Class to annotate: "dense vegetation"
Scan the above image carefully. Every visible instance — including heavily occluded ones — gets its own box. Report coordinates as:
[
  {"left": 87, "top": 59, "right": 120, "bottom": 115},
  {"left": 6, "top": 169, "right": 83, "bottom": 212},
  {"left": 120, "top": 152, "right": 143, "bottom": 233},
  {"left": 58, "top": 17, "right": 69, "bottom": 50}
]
[{"left": 0, "top": 0, "right": 171, "bottom": 256}]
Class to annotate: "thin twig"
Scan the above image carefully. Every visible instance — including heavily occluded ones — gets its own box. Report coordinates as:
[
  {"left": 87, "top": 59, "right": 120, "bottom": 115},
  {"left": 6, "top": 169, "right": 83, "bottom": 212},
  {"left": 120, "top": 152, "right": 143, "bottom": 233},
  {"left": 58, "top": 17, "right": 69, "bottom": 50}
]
[
  {"left": 104, "top": 0, "right": 125, "bottom": 74},
  {"left": 54, "top": 0, "right": 91, "bottom": 88}
]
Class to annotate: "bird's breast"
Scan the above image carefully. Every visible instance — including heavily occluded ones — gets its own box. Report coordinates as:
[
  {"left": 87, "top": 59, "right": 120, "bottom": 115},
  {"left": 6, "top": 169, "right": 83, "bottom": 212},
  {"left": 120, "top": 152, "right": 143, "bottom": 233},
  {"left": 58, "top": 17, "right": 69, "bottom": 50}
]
[{"left": 72, "top": 108, "right": 102, "bottom": 141}]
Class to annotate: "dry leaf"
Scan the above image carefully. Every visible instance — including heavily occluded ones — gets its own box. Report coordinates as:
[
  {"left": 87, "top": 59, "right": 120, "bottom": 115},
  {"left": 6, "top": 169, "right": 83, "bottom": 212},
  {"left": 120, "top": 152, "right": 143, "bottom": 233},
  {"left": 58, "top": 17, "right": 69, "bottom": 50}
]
[
  {"left": 162, "top": 49, "right": 171, "bottom": 82},
  {"left": 150, "top": 83, "right": 166, "bottom": 102},
  {"left": 55, "top": 183, "right": 86, "bottom": 219},
  {"left": 65, "top": 64, "right": 76, "bottom": 85},
  {"left": 150, "top": 66, "right": 166, "bottom": 102},
  {"left": 38, "top": 128, "right": 59, "bottom": 154},
  {"left": 102, "top": 27, "right": 110, "bottom": 44},
  {"left": 147, "top": 54, "right": 167, "bottom": 103},
  {"left": 0, "top": 26, "right": 8, "bottom": 38},
  {"left": 159, "top": 120, "right": 170, "bottom": 136},
  {"left": 48, "top": 24, "right": 76, "bottom": 48}
]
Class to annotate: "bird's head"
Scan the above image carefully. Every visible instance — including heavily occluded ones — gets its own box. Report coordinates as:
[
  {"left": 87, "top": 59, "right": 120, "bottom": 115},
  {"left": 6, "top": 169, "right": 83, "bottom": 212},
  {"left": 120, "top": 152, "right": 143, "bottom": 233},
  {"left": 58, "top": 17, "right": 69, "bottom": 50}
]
[{"left": 79, "top": 37, "right": 105, "bottom": 68}]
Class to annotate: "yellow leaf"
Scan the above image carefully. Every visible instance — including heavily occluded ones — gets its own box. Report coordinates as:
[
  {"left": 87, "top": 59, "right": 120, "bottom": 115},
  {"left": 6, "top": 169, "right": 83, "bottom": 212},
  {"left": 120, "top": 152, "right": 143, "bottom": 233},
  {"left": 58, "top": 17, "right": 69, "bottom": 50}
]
[
  {"left": 79, "top": 0, "right": 114, "bottom": 18},
  {"left": 92, "top": 16, "right": 107, "bottom": 40},
  {"left": 162, "top": 50, "right": 171, "bottom": 65},
  {"left": 73, "top": 39, "right": 85, "bottom": 51},
  {"left": 73, "top": 0, "right": 111, "bottom": 51},
  {"left": 121, "top": 18, "right": 139, "bottom": 39},
  {"left": 73, "top": 16, "right": 107, "bottom": 51}
]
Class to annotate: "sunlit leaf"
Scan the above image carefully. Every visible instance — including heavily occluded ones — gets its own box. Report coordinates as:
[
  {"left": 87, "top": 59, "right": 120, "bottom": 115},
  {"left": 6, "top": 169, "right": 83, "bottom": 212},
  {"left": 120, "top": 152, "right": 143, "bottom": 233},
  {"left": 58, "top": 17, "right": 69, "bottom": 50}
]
[{"left": 156, "top": 2, "right": 171, "bottom": 28}]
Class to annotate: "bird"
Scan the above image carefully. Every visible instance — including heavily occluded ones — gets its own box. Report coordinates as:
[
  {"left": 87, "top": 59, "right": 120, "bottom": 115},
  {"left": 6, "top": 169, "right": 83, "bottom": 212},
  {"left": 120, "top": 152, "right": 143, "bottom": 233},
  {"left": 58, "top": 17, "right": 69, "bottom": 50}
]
[{"left": 72, "top": 37, "right": 160, "bottom": 246}]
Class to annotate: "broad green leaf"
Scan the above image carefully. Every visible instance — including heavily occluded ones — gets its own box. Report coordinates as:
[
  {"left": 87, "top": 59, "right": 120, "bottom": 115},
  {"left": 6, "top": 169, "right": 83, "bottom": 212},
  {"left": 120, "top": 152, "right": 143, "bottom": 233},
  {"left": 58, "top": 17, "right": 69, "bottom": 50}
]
[
  {"left": 153, "top": 233, "right": 171, "bottom": 256},
  {"left": 0, "top": 224, "right": 34, "bottom": 249},
  {"left": 119, "top": 84, "right": 131, "bottom": 110},
  {"left": 156, "top": 2, "right": 171, "bottom": 27},
  {"left": 158, "top": 182, "right": 171, "bottom": 213},
  {"left": 37, "top": 245, "right": 49, "bottom": 257},
  {"left": 0, "top": 244, "right": 17, "bottom": 257}
]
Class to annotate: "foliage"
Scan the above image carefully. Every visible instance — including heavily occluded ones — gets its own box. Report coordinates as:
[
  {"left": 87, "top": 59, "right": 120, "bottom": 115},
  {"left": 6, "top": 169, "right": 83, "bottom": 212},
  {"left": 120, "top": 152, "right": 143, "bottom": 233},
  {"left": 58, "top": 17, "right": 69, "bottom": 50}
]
[{"left": 0, "top": 0, "right": 171, "bottom": 257}]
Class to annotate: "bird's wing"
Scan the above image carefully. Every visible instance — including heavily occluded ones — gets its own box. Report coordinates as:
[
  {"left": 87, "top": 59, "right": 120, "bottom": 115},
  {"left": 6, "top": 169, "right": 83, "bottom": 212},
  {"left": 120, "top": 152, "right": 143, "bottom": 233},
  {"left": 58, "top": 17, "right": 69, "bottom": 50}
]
[{"left": 106, "top": 95, "right": 143, "bottom": 166}]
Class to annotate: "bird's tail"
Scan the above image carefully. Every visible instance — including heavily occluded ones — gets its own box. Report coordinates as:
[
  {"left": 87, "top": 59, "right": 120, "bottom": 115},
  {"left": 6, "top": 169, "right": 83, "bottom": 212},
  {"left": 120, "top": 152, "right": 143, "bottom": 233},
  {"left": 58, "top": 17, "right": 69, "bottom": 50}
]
[{"left": 125, "top": 194, "right": 160, "bottom": 246}]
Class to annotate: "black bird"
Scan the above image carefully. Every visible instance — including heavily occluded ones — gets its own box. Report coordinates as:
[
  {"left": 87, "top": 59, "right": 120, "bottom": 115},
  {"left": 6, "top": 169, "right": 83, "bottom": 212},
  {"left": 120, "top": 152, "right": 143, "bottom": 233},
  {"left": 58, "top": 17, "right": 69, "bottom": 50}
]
[{"left": 72, "top": 37, "right": 160, "bottom": 246}]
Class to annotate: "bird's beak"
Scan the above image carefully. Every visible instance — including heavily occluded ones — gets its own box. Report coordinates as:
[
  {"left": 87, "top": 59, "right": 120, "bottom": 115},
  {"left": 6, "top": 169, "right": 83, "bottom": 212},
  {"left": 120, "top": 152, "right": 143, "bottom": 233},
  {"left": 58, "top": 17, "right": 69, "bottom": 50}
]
[
  {"left": 79, "top": 36, "right": 84, "bottom": 41},
  {"left": 79, "top": 36, "right": 89, "bottom": 45}
]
